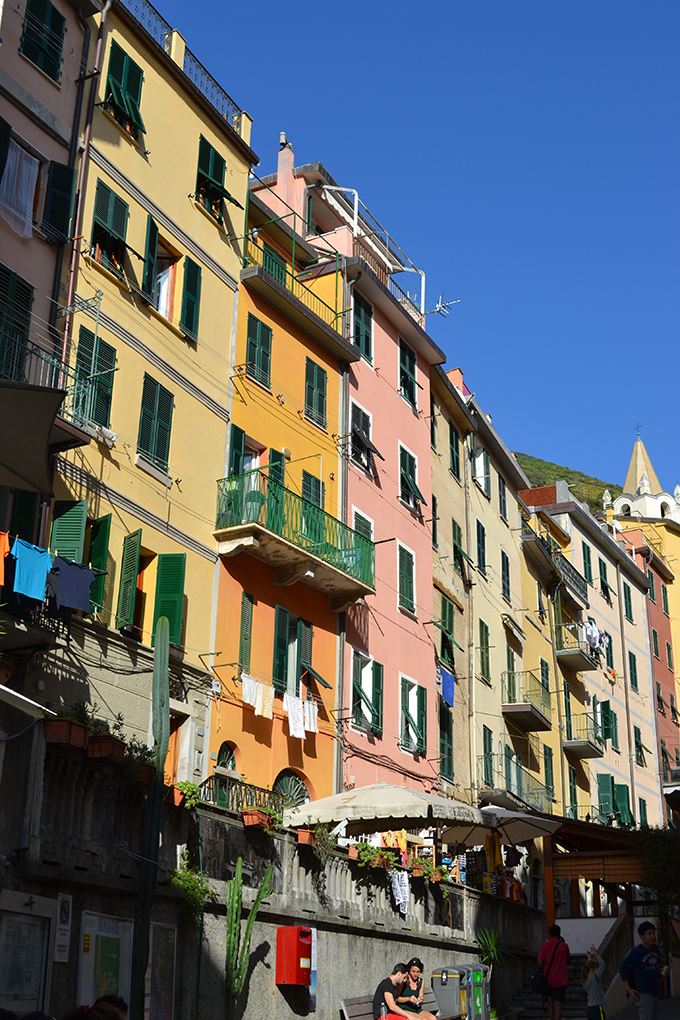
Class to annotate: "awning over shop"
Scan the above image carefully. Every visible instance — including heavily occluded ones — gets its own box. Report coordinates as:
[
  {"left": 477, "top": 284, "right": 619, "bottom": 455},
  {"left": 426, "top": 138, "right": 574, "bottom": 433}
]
[{"left": 0, "top": 381, "right": 65, "bottom": 494}]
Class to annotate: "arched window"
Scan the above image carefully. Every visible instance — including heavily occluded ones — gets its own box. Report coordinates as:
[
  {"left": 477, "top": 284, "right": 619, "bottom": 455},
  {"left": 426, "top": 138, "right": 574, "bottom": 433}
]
[
  {"left": 273, "top": 769, "right": 310, "bottom": 807},
  {"left": 661, "top": 503, "right": 670, "bottom": 519},
  {"left": 217, "top": 742, "right": 236, "bottom": 770},
  {"left": 621, "top": 504, "right": 631, "bottom": 516}
]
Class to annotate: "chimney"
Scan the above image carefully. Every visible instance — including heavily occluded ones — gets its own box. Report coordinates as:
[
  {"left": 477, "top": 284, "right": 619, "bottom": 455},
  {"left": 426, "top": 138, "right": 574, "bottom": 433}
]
[
  {"left": 277, "top": 132, "right": 295, "bottom": 213},
  {"left": 446, "top": 367, "right": 472, "bottom": 397}
]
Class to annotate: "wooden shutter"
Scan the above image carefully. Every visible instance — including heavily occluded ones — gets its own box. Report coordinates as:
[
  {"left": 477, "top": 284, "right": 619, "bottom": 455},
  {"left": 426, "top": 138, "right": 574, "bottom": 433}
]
[
  {"left": 611, "top": 710, "right": 619, "bottom": 750},
  {"left": 431, "top": 493, "right": 438, "bottom": 547},
  {"left": 479, "top": 619, "right": 490, "bottom": 679},
  {"left": 76, "top": 325, "right": 96, "bottom": 376},
  {"left": 115, "top": 529, "right": 141, "bottom": 628},
  {"left": 597, "top": 773, "right": 615, "bottom": 816},
  {"left": 143, "top": 215, "right": 159, "bottom": 296},
  {"left": 88, "top": 513, "right": 111, "bottom": 613},
  {"left": 449, "top": 422, "right": 460, "bottom": 477},
  {"left": 123, "top": 57, "right": 145, "bottom": 132},
  {"left": 42, "top": 162, "right": 76, "bottom": 240},
  {"left": 50, "top": 500, "right": 88, "bottom": 561},
  {"left": 197, "top": 137, "right": 212, "bottom": 184},
  {"left": 476, "top": 520, "right": 486, "bottom": 572},
  {"left": 398, "top": 545, "right": 414, "bottom": 612},
  {"left": 153, "top": 553, "right": 186, "bottom": 645},
  {"left": 238, "top": 591, "right": 253, "bottom": 672},
  {"left": 180, "top": 257, "right": 202, "bottom": 341},
  {"left": 623, "top": 583, "right": 632, "bottom": 620},
  {"left": 352, "top": 651, "right": 363, "bottom": 725},
  {"left": 268, "top": 449, "right": 285, "bottom": 485},
  {"left": 628, "top": 651, "right": 638, "bottom": 690},
  {"left": 138, "top": 374, "right": 158, "bottom": 459},
  {"left": 442, "top": 593, "right": 455, "bottom": 636},
  {"left": 354, "top": 512, "right": 372, "bottom": 541},
  {"left": 109, "top": 193, "right": 128, "bottom": 243},
  {"left": 107, "top": 41, "right": 126, "bottom": 91},
  {"left": 416, "top": 685, "right": 427, "bottom": 755},
  {"left": 501, "top": 550, "right": 510, "bottom": 599},
  {"left": 229, "top": 424, "right": 245, "bottom": 476},
  {"left": 400, "top": 676, "right": 409, "bottom": 745},
  {"left": 482, "top": 450, "right": 490, "bottom": 496},
  {"left": 272, "top": 605, "right": 289, "bottom": 694},
  {"left": 11, "top": 490, "right": 38, "bottom": 543},
  {"left": 439, "top": 703, "right": 453, "bottom": 780},
  {"left": 614, "top": 784, "right": 633, "bottom": 825},
  {"left": 0, "top": 116, "right": 11, "bottom": 183},
  {"left": 246, "top": 314, "right": 260, "bottom": 379},
  {"left": 353, "top": 292, "right": 372, "bottom": 360},
  {"left": 91, "top": 339, "right": 116, "bottom": 428},
  {"left": 372, "top": 661, "right": 383, "bottom": 736},
  {"left": 582, "top": 542, "right": 592, "bottom": 583},
  {"left": 302, "top": 471, "right": 321, "bottom": 506},
  {"left": 154, "top": 384, "right": 174, "bottom": 470},
  {"left": 259, "top": 322, "right": 272, "bottom": 386},
  {"left": 93, "top": 179, "right": 112, "bottom": 232},
  {"left": 544, "top": 745, "right": 554, "bottom": 796}
]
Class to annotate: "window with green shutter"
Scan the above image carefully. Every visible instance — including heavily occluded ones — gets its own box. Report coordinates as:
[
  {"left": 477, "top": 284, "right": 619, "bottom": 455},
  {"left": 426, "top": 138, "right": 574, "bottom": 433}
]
[
  {"left": 399, "top": 446, "right": 426, "bottom": 508},
  {"left": 399, "top": 338, "right": 417, "bottom": 408},
  {"left": 11, "top": 490, "right": 38, "bottom": 543},
  {"left": 540, "top": 658, "right": 550, "bottom": 689},
  {"left": 42, "top": 162, "right": 77, "bottom": 241},
  {"left": 115, "top": 529, "right": 142, "bottom": 629},
  {"left": 452, "top": 518, "right": 465, "bottom": 574},
  {"left": 568, "top": 764, "right": 578, "bottom": 817},
  {"left": 272, "top": 605, "right": 290, "bottom": 695},
  {"left": 476, "top": 520, "right": 486, "bottom": 575},
  {"left": 597, "top": 773, "right": 615, "bottom": 819},
  {"left": 50, "top": 500, "right": 88, "bottom": 562},
  {"left": 441, "top": 592, "right": 456, "bottom": 667},
  {"left": 662, "top": 583, "right": 669, "bottom": 615},
  {"left": 180, "top": 258, "right": 202, "bottom": 342},
  {"left": 353, "top": 511, "right": 372, "bottom": 541},
  {"left": 88, "top": 514, "right": 111, "bottom": 613},
  {"left": 652, "top": 629, "right": 660, "bottom": 659},
  {"left": 564, "top": 681, "right": 573, "bottom": 740},
  {"left": 628, "top": 650, "right": 638, "bottom": 691},
  {"left": 478, "top": 618, "right": 490, "bottom": 680},
  {"left": 137, "top": 374, "right": 174, "bottom": 471},
  {"left": 430, "top": 394, "right": 437, "bottom": 448},
  {"left": 605, "top": 631, "right": 614, "bottom": 669},
  {"left": 142, "top": 214, "right": 159, "bottom": 298},
  {"left": 582, "top": 541, "right": 593, "bottom": 584},
  {"left": 105, "top": 41, "right": 146, "bottom": 136},
  {"left": 498, "top": 473, "right": 508, "bottom": 520},
  {"left": 353, "top": 291, "right": 372, "bottom": 362},
  {"left": 0, "top": 261, "right": 34, "bottom": 351},
  {"left": 667, "top": 641, "right": 673, "bottom": 671},
  {"left": 152, "top": 552, "right": 186, "bottom": 645},
  {"left": 400, "top": 678, "right": 426, "bottom": 755},
  {"left": 543, "top": 745, "right": 554, "bottom": 797},
  {"left": 449, "top": 422, "right": 460, "bottom": 479},
  {"left": 398, "top": 545, "right": 415, "bottom": 613},
  {"left": 268, "top": 448, "right": 285, "bottom": 485},
  {"left": 351, "top": 650, "right": 383, "bottom": 736},
  {"left": 648, "top": 569, "right": 656, "bottom": 602},
  {"left": 245, "top": 313, "right": 272, "bottom": 388},
  {"left": 21, "top": 0, "right": 64, "bottom": 82},
  {"left": 304, "top": 357, "right": 326, "bottom": 429},
  {"left": 439, "top": 702, "right": 453, "bottom": 781},
  {"left": 431, "top": 494, "right": 438, "bottom": 548},
  {"left": 91, "top": 179, "right": 129, "bottom": 274},
  {"left": 614, "top": 783, "right": 633, "bottom": 826},
  {"left": 228, "top": 424, "right": 245, "bottom": 477},
  {"left": 639, "top": 798, "right": 648, "bottom": 827},
  {"left": 599, "top": 558, "right": 612, "bottom": 603},
  {"left": 238, "top": 592, "right": 253, "bottom": 672},
  {"left": 482, "top": 725, "right": 493, "bottom": 786},
  {"left": 195, "top": 135, "right": 239, "bottom": 221},
  {"left": 623, "top": 582, "right": 633, "bottom": 622},
  {"left": 661, "top": 740, "right": 670, "bottom": 782},
  {"left": 506, "top": 644, "right": 516, "bottom": 701},
  {"left": 302, "top": 471, "right": 322, "bottom": 507},
  {"left": 75, "top": 326, "right": 116, "bottom": 428},
  {"left": 611, "top": 709, "right": 619, "bottom": 751},
  {"left": 501, "top": 550, "right": 510, "bottom": 601},
  {"left": 634, "top": 725, "right": 645, "bottom": 765}
]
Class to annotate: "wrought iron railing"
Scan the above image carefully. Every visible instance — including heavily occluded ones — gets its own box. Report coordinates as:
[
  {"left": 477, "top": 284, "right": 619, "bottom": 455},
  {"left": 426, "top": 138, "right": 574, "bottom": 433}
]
[
  {"left": 216, "top": 469, "right": 375, "bottom": 589},
  {"left": 0, "top": 329, "right": 93, "bottom": 430},
  {"left": 353, "top": 238, "right": 388, "bottom": 285},
  {"left": 244, "top": 238, "right": 341, "bottom": 331},
  {"left": 555, "top": 625, "right": 599, "bottom": 666},
  {"left": 118, "top": 0, "right": 171, "bottom": 51},
  {"left": 664, "top": 766, "right": 680, "bottom": 786},
  {"left": 564, "top": 712, "right": 605, "bottom": 748},
  {"left": 501, "top": 669, "right": 552, "bottom": 722},
  {"left": 555, "top": 551, "right": 589, "bottom": 603},
  {"left": 200, "top": 773, "right": 284, "bottom": 814},
  {"left": 477, "top": 753, "right": 552, "bottom": 814},
  {"left": 183, "top": 47, "right": 242, "bottom": 134},
  {"left": 388, "top": 275, "right": 423, "bottom": 325}
]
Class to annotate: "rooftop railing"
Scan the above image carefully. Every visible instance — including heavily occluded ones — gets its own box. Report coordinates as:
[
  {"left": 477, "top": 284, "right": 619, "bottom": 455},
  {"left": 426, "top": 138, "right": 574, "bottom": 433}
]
[
  {"left": 478, "top": 753, "right": 552, "bottom": 814},
  {"left": 501, "top": 670, "right": 552, "bottom": 722},
  {"left": 119, "top": 0, "right": 171, "bottom": 51},
  {"left": 216, "top": 469, "right": 375, "bottom": 589},
  {"left": 183, "top": 47, "right": 242, "bottom": 134},
  {"left": 0, "top": 328, "right": 93, "bottom": 430},
  {"left": 244, "top": 238, "right": 341, "bottom": 331}
]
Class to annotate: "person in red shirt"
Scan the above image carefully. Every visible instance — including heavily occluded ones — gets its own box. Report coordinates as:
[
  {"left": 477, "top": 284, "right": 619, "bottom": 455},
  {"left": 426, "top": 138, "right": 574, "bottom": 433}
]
[{"left": 537, "top": 924, "right": 571, "bottom": 1020}]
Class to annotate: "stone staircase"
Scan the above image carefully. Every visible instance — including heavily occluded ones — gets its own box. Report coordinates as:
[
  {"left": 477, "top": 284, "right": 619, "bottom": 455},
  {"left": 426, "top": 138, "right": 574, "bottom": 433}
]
[{"left": 510, "top": 955, "right": 589, "bottom": 1020}]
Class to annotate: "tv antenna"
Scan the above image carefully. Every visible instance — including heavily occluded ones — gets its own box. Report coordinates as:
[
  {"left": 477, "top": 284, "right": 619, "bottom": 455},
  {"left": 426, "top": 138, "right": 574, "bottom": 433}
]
[{"left": 426, "top": 293, "right": 461, "bottom": 317}]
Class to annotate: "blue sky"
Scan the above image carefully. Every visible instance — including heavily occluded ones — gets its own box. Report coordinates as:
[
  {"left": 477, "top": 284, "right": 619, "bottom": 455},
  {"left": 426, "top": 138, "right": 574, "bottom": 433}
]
[{"left": 161, "top": 0, "right": 680, "bottom": 492}]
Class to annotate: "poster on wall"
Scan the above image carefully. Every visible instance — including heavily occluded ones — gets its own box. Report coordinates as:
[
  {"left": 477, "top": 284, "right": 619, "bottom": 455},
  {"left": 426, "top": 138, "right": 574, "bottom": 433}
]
[
  {"left": 0, "top": 910, "right": 50, "bottom": 1014},
  {"left": 144, "top": 924, "right": 176, "bottom": 1020},
  {"left": 77, "top": 913, "right": 133, "bottom": 1006},
  {"left": 53, "top": 895, "right": 73, "bottom": 964}
]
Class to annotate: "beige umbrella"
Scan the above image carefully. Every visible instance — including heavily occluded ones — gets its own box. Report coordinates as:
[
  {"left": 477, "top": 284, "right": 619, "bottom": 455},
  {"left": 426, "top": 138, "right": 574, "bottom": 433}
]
[
  {"left": 283, "top": 781, "right": 487, "bottom": 836},
  {"left": 441, "top": 806, "right": 562, "bottom": 847}
]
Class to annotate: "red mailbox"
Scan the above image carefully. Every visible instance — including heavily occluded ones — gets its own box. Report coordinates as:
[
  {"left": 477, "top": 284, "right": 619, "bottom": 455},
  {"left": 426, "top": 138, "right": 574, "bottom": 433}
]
[{"left": 275, "top": 925, "right": 312, "bottom": 985}]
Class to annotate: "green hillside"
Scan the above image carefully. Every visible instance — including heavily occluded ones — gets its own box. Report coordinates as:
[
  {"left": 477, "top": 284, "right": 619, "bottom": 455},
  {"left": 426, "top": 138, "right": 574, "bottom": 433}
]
[{"left": 514, "top": 453, "right": 623, "bottom": 513}]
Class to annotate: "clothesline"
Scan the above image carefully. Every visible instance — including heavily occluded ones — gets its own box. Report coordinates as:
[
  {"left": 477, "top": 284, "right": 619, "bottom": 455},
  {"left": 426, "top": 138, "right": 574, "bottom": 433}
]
[
  {"left": 1, "top": 532, "right": 94, "bottom": 614},
  {"left": 239, "top": 672, "right": 320, "bottom": 736},
  {"left": 233, "top": 668, "right": 328, "bottom": 711}
]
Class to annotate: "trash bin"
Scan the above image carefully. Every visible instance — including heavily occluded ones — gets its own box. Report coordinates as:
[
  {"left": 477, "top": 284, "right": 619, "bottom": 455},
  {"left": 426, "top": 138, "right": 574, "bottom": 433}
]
[
  {"left": 431, "top": 967, "right": 466, "bottom": 1018},
  {"left": 464, "top": 964, "right": 490, "bottom": 1020}
]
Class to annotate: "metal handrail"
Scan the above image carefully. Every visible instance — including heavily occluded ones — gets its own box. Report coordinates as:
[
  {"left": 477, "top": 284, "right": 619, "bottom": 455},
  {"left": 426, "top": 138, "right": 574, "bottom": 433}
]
[
  {"left": 501, "top": 669, "right": 552, "bottom": 722},
  {"left": 201, "top": 773, "right": 284, "bottom": 813},
  {"left": 244, "top": 237, "right": 340, "bottom": 329},
  {"left": 216, "top": 469, "right": 375, "bottom": 589},
  {"left": 0, "top": 328, "right": 93, "bottom": 430},
  {"left": 555, "top": 551, "right": 589, "bottom": 602},
  {"left": 555, "top": 625, "right": 599, "bottom": 664},
  {"left": 118, "top": 0, "right": 171, "bottom": 51},
  {"left": 564, "top": 712, "right": 604, "bottom": 747},
  {"left": 477, "top": 752, "right": 552, "bottom": 814},
  {"left": 183, "top": 48, "right": 242, "bottom": 133}
]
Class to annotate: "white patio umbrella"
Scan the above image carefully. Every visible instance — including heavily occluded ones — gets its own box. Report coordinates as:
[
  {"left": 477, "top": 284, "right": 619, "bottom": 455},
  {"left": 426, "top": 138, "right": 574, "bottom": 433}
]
[
  {"left": 283, "top": 781, "right": 487, "bottom": 836},
  {"left": 441, "top": 806, "right": 562, "bottom": 847}
]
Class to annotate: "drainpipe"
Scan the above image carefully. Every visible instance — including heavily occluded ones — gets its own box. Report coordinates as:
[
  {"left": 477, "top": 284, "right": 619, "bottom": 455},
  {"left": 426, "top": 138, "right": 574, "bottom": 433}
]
[
  {"left": 464, "top": 430, "right": 476, "bottom": 801},
  {"left": 49, "top": 7, "right": 90, "bottom": 336},
  {"left": 546, "top": 576, "right": 568, "bottom": 816},
  {"left": 616, "top": 561, "right": 637, "bottom": 822},
  {"left": 61, "top": 0, "right": 113, "bottom": 363}
]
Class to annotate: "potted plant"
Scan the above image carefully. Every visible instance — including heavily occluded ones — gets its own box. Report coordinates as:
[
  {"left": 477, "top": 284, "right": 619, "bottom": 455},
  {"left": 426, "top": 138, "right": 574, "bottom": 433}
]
[
  {"left": 44, "top": 702, "right": 91, "bottom": 749},
  {"left": 475, "top": 927, "right": 510, "bottom": 981},
  {"left": 169, "top": 785, "right": 186, "bottom": 807},
  {"left": 411, "top": 861, "right": 424, "bottom": 877},
  {"left": 310, "top": 823, "right": 337, "bottom": 865},
  {"left": 175, "top": 781, "right": 201, "bottom": 809},
  {"left": 123, "top": 734, "right": 158, "bottom": 783},
  {"left": 86, "top": 712, "right": 125, "bottom": 766},
  {"left": 348, "top": 844, "right": 360, "bottom": 860},
  {"left": 355, "top": 844, "right": 398, "bottom": 870},
  {"left": 242, "top": 804, "right": 283, "bottom": 832},
  {"left": 297, "top": 827, "right": 315, "bottom": 845}
]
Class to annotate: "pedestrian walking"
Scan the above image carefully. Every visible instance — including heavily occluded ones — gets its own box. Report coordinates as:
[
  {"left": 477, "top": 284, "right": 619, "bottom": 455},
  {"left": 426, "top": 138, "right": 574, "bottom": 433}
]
[
  {"left": 537, "top": 924, "right": 571, "bottom": 1020},
  {"left": 581, "top": 944, "right": 606, "bottom": 1020},
  {"left": 619, "top": 921, "right": 662, "bottom": 1020}
]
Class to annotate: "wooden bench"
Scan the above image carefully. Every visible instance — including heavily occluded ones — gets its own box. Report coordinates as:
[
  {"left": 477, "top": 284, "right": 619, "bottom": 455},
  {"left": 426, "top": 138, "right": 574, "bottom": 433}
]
[{"left": 340, "top": 991, "right": 462, "bottom": 1020}]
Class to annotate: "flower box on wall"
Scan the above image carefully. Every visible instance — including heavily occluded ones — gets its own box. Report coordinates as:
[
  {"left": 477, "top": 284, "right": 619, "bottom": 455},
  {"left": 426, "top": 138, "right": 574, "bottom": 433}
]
[
  {"left": 169, "top": 785, "right": 185, "bottom": 807},
  {"left": 297, "top": 828, "right": 315, "bottom": 845},
  {"left": 86, "top": 733, "right": 125, "bottom": 765},
  {"left": 45, "top": 719, "right": 90, "bottom": 749},
  {"left": 242, "top": 808, "right": 273, "bottom": 830}
]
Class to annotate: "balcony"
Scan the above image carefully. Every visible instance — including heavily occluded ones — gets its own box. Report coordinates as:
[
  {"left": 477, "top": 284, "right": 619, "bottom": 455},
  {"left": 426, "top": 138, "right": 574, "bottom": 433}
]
[
  {"left": 0, "top": 329, "right": 92, "bottom": 450},
  {"left": 501, "top": 670, "right": 552, "bottom": 731},
  {"left": 564, "top": 712, "right": 605, "bottom": 758},
  {"left": 214, "top": 470, "right": 375, "bottom": 610},
  {"left": 663, "top": 766, "right": 680, "bottom": 808},
  {"left": 554, "top": 551, "right": 589, "bottom": 608},
  {"left": 555, "top": 625, "right": 599, "bottom": 672},
  {"left": 521, "top": 522, "right": 557, "bottom": 579},
  {"left": 478, "top": 753, "right": 552, "bottom": 814},
  {"left": 200, "top": 770, "right": 285, "bottom": 814}
]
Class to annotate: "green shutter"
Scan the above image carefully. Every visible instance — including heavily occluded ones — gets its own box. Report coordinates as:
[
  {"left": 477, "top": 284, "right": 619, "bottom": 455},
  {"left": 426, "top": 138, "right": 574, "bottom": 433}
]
[
  {"left": 648, "top": 570, "right": 656, "bottom": 602},
  {"left": 91, "top": 339, "right": 116, "bottom": 428},
  {"left": 582, "top": 542, "right": 593, "bottom": 584},
  {"left": 611, "top": 710, "right": 619, "bottom": 751},
  {"left": 115, "top": 529, "right": 141, "bottom": 628},
  {"left": 479, "top": 619, "right": 490, "bottom": 680},
  {"left": 93, "top": 179, "right": 112, "bottom": 232},
  {"left": 639, "top": 798, "right": 648, "bottom": 827},
  {"left": 302, "top": 471, "right": 322, "bottom": 506},
  {"left": 353, "top": 291, "right": 372, "bottom": 361},
  {"left": 352, "top": 651, "right": 363, "bottom": 725},
  {"left": 229, "top": 424, "right": 245, "bottom": 477},
  {"left": 180, "top": 258, "right": 202, "bottom": 341},
  {"left": 399, "top": 338, "right": 417, "bottom": 407},
  {"left": 614, "top": 784, "right": 633, "bottom": 825},
  {"left": 653, "top": 629, "right": 659, "bottom": 658},
  {"left": 449, "top": 422, "right": 460, "bottom": 479},
  {"left": 143, "top": 215, "right": 159, "bottom": 297},
  {"left": 152, "top": 553, "right": 185, "bottom": 645},
  {"left": 305, "top": 358, "right": 327, "bottom": 428},
  {"left": 21, "top": 0, "right": 64, "bottom": 81},
  {"left": 0, "top": 116, "right": 11, "bottom": 183},
  {"left": 123, "top": 57, "right": 145, "bottom": 133},
  {"left": 50, "top": 500, "right": 88, "bottom": 561},
  {"left": 564, "top": 682, "right": 573, "bottom": 739},
  {"left": 88, "top": 513, "right": 111, "bottom": 613},
  {"left": 600, "top": 700, "right": 611, "bottom": 740},
  {"left": 430, "top": 394, "right": 437, "bottom": 448},
  {"left": 272, "top": 605, "right": 289, "bottom": 694},
  {"left": 624, "top": 582, "right": 633, "bottom": 621},
  {"left": 398, "top": 545, "right": 414, "bottom": 612},
  {"left": 109, "top": 193, "right": 128, "bottom": 243},
  {"left": 544, "top": 745, "right": 554, "bottom": 797},
  {"left": 540, "top": 658, "right": 550, "bottom": 689},
  {"left": 597, "top": 773, "right": 615, "bottom": 816},
  {"left": 372, "top": 661, "right": 383, "bottom": 736},
  {"left": 11, "top": 490, "right": 38, "bottom": 543},
  {"left": 568, "top": 765, "right": 578, "bottom": 810},
  {"left": 501, "top": 550, "right": 510, "bottom": 600},
  {"left": 42, "top": 162, "right": 76, "bottom": 240},
  {"left": 239, "top": 592, "right": 253, "bottom": 672},
  {"left": 138, "top": 375, "right": 158, "bottom": 461},
  {"left": 628, "top": 651, "right": 638, "bottom": 691},
  {"left": 476, "top": 520, "right": 486, "bottom": 573},
  {"left": 482, "top": 450, "right": 491, "bottom": 496},
  {"left": 605, "top": 632, "right": 614, "bottom": 669},
  {"left": 662, "top": 583, "right": 669, "bottom": 614},
  {"left": 439, "top": 702, "right": 453, "bottom": 780},
  {"left": 269, "top": 449, "right": 285, "bottom": 485},
  {"left": 431, "top": 493, "right": 438, "bottom": 547},
  {"left": 416, "top": 685, "right": 427, "bottom": 755}
]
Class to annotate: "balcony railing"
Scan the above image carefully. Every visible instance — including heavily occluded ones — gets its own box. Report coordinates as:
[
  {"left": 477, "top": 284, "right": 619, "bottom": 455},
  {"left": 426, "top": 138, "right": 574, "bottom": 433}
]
[
  {"left": 664, "top": 766, "right": 680, "bottom": 787},
  {"left": 200, "top": 772, "right": 284, "bottom": 814},
  {"left": 244, "top": 238, "right": 341, "bottom": 331},
  {"left": 183, "top": 47, "right": 242, "bottom": 134},
  {"left": 478, "top": 753, "right": 552, "bottom": 814},
  {"left": 119, "top": 0, "right": 171, "bottom": 51},
  {"left": 502, "top": 670, "right": 552, "bottom": 723},
  {"left": 0, "top": 329, "right": 93, "bottom": 430},
  {"left": 216, "top": 469, "right": 375, "bottom": 589},
  {"left": 555, "top": 551, "right": 588, "bottom": 603},
  {"left": 565, "top": 712, "right": 604, "bottom": 748},
  {"left": 388, "top": 275, "right": 424, "bottom": 326},
  {"left": 555, "top": 625, "right": 599, "bottom": 668}
]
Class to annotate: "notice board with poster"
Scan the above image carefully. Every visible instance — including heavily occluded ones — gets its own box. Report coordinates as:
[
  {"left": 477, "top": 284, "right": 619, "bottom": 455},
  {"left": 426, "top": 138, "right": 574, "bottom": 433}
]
[
  {"left": 144, "top": 923, "right": 176, "bottom": 1020},
  {"left": 77, "top": 913, "right": 133, "bottom": 1006},
  {"left": 0, "top": 910, "right": 51, "bottom": 1014}
]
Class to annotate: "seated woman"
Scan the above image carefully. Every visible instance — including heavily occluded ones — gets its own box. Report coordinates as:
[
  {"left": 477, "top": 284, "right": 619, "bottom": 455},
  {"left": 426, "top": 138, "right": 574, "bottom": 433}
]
[{"left": 396, "top": 958, "right": 437, "bottom": 1020}]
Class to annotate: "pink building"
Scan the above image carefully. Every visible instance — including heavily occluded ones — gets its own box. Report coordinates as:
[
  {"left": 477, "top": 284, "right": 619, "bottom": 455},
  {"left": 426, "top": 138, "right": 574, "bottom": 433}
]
[{"left": 255, "top": 142, "right": 446, "bottom": 791}]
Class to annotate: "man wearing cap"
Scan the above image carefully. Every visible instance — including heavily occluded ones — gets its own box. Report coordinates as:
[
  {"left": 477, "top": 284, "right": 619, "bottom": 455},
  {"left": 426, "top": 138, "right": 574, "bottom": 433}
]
[{"left": 619, "top": 921, "right": 661, "bottom": 1020}]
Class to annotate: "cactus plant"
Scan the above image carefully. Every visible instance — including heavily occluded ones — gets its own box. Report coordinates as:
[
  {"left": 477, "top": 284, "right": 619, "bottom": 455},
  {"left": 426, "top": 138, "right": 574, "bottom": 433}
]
[{"left": 225, "top": 856, "right": 274, "bottom": 1020}]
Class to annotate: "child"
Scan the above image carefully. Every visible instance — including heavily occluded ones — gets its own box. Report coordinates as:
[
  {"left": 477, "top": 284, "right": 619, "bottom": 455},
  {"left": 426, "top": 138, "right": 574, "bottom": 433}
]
[{"left": 581, "top": 945, "right": 606, "bottom": 1020}]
